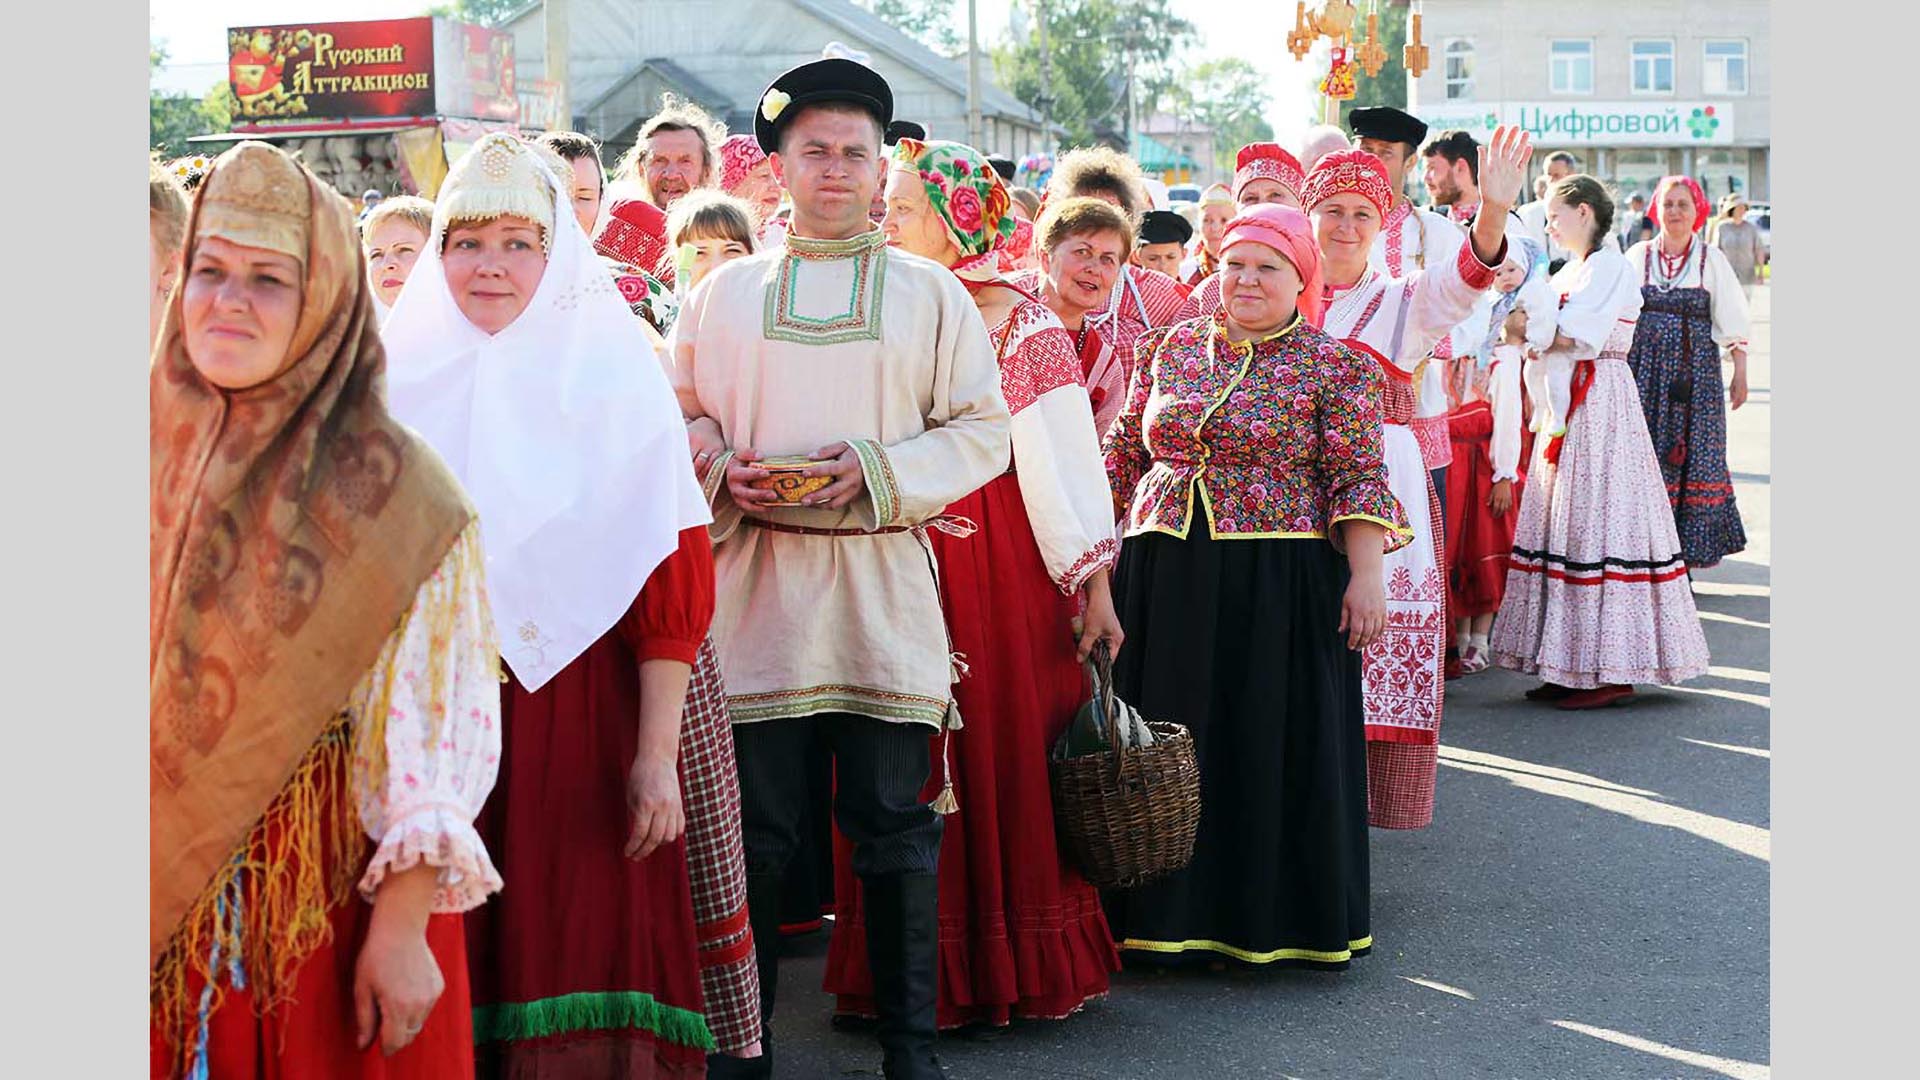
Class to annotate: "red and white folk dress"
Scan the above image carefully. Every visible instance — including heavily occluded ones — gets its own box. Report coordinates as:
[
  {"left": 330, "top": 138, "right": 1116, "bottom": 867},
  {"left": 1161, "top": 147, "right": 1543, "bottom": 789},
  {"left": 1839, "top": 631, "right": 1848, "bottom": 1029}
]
[{"left": 1491, "top": 248, "right": 1711, "bottom": 689}]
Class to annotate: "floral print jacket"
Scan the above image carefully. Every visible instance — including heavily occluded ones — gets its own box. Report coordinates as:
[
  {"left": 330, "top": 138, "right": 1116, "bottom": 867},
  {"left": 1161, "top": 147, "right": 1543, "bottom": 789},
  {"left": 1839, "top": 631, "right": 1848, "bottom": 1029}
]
[{"left": 1103, "top": 312, "right": 1412, "bottom": 551}]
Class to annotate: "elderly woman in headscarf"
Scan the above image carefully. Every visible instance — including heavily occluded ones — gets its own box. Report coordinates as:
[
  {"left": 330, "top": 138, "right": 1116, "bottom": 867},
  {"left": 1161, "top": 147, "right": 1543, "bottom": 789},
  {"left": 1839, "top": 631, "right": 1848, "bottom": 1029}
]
[
  {"left": 717, "top": 132, "right": 788, "bottom": 250},
  {"left": 820, "top": 136, "right": 1125, "bottom": 1031},
  {"left": 150, "top": 142, "right": 502, "bottom": 1078},
  {"left": 382, "top": 133, "right": 763, "bottom": 1076},
  {"left": 1102, "top": 202, "right": 1409, "bottom": 974},
  {"left": 1623, "top": 174, "right": 1752, "bottom": 571}
]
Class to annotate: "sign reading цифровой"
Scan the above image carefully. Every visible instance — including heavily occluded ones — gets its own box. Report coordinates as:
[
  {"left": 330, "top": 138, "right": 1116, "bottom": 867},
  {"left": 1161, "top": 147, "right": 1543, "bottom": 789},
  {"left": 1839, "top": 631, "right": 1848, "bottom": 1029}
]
[{"left": 1416, "top": 102, "right": 1737, "bottom": 146}]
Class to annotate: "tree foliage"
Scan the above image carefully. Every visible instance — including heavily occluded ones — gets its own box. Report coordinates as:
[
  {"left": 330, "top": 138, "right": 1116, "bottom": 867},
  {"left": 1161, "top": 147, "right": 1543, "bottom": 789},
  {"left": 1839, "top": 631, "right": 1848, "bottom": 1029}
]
[
  {"left": 150, "top": 42, "right": 232, "bottom": 156},
  {"left": 1161, "top": 58, "right": 1274, "bottom": 170},
  {"left": 868, "top": 0, "right": 962, "bottom": 55},
  {"left": 1337, "top": 0, "right": 1409, "bottom": 128},
  {"left": 992, "top": 0, "right": 1196, "bottom": 149}
]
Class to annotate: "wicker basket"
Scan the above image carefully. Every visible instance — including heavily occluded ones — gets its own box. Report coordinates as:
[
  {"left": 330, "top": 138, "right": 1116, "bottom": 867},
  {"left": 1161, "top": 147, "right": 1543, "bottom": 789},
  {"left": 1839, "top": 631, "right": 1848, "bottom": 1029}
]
[{"left": 1049, "top": 644, "right": 1201, "bottom": 889}]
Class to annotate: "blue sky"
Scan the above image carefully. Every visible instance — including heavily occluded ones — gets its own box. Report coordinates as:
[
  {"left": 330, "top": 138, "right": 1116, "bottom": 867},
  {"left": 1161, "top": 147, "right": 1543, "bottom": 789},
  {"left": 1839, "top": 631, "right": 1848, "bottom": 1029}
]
[{"left": 151, "top": 0, "right": 1325, "bottom": 139}]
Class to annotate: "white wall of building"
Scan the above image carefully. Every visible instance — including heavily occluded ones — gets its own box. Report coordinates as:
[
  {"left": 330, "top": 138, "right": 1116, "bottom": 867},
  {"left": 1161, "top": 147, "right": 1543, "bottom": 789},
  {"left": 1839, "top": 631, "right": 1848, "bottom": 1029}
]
[{"left": 1407, "top": 0, "right": 1769, "bottom": 199}]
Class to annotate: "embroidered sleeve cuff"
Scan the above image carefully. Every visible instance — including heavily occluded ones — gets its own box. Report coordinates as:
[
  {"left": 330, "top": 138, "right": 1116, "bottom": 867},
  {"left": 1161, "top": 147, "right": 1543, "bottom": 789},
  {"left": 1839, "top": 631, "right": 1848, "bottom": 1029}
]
[
  {"left": 358, "top": 807, "right": 504, "bottom": 914},
  {"left": 702, "top": 449, "right": 736, "bottom": 508},
  {"left": 1459, "top": 234, "right": 1505, "bottom": 289},
  {"left": 850, "top": 438, "right": 902, "bottom": 528},
  {"left": 1055, "top": 537, "right": 1119, "bottom": 595}
]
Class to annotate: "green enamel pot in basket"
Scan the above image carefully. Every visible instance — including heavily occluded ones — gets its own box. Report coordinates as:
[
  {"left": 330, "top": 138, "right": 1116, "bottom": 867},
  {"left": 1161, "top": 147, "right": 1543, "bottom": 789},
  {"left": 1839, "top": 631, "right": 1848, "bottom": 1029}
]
[{"left": 1048, "top": 641, "right": 1201, "bottom": 889}]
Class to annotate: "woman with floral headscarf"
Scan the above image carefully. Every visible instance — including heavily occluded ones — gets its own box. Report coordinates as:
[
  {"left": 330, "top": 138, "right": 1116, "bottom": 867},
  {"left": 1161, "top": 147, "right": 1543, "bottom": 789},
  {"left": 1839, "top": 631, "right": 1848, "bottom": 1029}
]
[
  {"left": 821, "top": 137, "right": 1124, "bottom": 1030},
  {"left": 150, "top": 141, "right": 501, "bottom": 1078},
  {"left": 1623, "top": 174, "right": 1752, "bottom": 571}
]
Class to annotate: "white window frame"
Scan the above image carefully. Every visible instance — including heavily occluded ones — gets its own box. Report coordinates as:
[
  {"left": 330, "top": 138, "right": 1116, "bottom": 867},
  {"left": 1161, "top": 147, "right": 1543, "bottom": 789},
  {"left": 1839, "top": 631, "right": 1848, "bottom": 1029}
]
[
  {"left": 1444, "top": 38, "right": 1475, "bottom": 101},
  {"left": 1630, "top": 39, "right": 1676, "bottom": 96},
  {"left": 1549, "top": 39, "right": 1594, "bottom": 96},
  {"left": 1703, "top": 39, "right": 1749, "bottom": 96}
]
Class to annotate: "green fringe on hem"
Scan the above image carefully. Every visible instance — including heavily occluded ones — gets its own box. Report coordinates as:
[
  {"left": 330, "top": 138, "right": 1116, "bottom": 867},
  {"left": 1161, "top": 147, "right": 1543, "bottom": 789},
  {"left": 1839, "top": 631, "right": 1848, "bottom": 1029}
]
[{"left": 473, "top": 991, "right": 716, "bottom": 1053}]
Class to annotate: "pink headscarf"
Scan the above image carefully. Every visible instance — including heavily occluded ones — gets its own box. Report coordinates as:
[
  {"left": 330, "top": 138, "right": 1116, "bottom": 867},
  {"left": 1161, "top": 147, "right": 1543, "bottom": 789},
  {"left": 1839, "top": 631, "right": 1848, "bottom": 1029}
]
[
  {"left": 719, "top": 133, "right": 768, "bottom": 196},
  {"left": 1218, "top": 203, "right": 1326, "bottom": 328},
  {"left": 1651, "top": 174, "right": 1709, "bottom": 234}
]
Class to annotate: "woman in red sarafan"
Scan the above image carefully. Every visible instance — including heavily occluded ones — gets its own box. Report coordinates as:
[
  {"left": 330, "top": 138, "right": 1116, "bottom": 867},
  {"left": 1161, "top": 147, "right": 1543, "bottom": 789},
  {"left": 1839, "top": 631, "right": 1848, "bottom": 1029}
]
[
  {"left": 1012, "top": 196, "right": 1137, "bottom": 442},
  {"left": 822, "top": 137, "right": 1126, "bottom": 1031},
  {"left": 381, "top": 134, "right": 736, "bottom": 1077},
  {"left": 149, "top": 141, "right": 502, "bottom": 1079}
]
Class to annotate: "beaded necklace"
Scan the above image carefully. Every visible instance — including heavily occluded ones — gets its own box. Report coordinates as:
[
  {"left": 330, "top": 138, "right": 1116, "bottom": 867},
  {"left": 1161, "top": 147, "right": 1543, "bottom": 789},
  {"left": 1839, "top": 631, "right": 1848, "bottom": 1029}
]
[{"left": 1648, "top": 235, "right": 1699, "bottom": 292}]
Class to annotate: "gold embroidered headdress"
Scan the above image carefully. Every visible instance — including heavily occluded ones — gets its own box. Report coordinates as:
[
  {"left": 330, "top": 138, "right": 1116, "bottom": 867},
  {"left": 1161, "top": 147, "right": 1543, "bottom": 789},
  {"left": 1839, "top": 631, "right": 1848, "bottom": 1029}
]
[{"left": 194, "top": 141, "right": 312, "bottom": 264}]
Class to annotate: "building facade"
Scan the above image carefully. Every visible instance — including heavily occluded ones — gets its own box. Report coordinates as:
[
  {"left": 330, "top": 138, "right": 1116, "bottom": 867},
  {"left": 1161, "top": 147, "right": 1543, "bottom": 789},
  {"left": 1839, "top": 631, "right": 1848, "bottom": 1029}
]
[
  {"left": 1136, "top": 112, "right": 1219, "bottom": 187},
  {"left": 503, "top": 0, "right": 1058, "bottom": 164},
  {"left": 1407, "top": 0, "right": 1769, "bottom": 200}
]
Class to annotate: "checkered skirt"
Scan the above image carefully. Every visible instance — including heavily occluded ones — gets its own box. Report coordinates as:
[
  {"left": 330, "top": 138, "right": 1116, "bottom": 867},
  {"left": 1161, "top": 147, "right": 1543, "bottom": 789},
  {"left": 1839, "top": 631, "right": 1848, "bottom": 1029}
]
[{"left": 679, "top": 638, "right": 761, "bottom": 1053}]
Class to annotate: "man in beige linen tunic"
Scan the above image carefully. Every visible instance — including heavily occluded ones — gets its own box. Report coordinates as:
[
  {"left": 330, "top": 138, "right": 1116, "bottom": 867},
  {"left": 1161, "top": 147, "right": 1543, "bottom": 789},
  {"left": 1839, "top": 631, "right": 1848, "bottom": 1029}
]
[
  {"left": 674, "top": 227, "right": 1009, "bottom": 728},
  {"left": 671, "top": 58, "right": 1009, "bottom": 1080}
]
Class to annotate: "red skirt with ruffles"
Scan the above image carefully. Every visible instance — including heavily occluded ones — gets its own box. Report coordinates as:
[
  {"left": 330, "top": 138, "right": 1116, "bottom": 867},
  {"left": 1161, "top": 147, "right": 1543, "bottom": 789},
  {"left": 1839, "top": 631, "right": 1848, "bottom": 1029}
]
[{"left": 822, "top": 473, "right": 1122, "bottom": 1028}]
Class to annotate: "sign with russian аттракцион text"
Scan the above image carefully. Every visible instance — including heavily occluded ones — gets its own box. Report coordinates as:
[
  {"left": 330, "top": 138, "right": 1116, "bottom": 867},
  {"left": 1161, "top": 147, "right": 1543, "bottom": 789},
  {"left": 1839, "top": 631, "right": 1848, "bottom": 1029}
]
[
  {"left": 227, "top": 20, "right": 437, "bottom": 120},
  {"left": 225, "top": 18, "right": 519, "bottom": 125},
  {"left": 1416, "top": 102, "right": 1737, "bottom": 146}
]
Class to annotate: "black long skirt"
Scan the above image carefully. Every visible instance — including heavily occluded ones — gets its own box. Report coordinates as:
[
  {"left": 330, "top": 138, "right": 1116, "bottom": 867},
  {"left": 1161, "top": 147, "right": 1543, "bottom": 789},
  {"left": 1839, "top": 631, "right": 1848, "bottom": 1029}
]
[{"left": 1103, "top": 529, "right": 1371, "bottom": 968}]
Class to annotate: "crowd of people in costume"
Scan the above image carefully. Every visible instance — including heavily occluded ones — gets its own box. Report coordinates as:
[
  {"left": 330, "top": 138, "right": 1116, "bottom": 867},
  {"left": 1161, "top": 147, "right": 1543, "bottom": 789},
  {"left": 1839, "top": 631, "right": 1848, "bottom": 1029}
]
[{"left": 149, "top": 44, "right": 1753, "bottom": 1080}]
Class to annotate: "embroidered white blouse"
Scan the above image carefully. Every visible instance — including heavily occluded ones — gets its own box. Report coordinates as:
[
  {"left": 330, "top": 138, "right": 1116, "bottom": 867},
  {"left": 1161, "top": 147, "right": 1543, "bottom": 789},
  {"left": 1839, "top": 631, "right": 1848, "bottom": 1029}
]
[
  {"left": 988, "top": 298, "right": 1118, "bottom": 593},
  {"left": 350, "top": 519, "right": 504, "bottom": 913},
  {"left": 1527, "top": 246, "right": 1645, "bottom": 438},
  {"left": 1372, "top": 203, "right": 1472, "bottom": 422}
]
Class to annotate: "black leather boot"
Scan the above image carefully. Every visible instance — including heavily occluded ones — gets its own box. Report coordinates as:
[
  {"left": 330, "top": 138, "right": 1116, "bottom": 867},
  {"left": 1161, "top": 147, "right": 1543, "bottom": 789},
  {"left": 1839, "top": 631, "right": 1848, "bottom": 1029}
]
[
  {"left": 862, "top": 872, "right": 945, "bottom": 1080},
  {"left": 706, "top": 872, "right": 785, "bottom": 1079}
]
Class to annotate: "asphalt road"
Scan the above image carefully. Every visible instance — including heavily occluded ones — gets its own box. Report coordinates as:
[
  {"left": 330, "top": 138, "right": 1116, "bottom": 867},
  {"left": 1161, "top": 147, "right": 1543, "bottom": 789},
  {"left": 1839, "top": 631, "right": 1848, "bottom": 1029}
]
[{"left": 775, "top": 287, "right": 1772, "bottom": 1080}]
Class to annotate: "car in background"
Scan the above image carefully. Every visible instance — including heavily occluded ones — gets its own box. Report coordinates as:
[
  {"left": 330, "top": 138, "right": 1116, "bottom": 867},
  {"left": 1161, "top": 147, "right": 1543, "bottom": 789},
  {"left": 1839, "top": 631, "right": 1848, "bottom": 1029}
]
[
  {"left": 1746, "top": 201, "right": 1770, "bottom": 255},
  {"left": 1167, "top": 183, "right": 1202, "bottom": 204}
]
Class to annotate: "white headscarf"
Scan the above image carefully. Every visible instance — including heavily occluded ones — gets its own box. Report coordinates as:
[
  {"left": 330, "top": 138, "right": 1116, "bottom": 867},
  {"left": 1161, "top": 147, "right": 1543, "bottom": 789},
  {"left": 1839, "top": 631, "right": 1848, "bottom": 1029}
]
[{"left": 384, "top": 134, "right": 710, "bottom": 691}]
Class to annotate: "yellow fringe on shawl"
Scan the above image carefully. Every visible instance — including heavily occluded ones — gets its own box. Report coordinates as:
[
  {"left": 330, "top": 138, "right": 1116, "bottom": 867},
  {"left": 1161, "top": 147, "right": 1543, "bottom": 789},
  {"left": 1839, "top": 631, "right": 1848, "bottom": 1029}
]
[{"left": 150, "top": 522, "right": 488, "bottom": 1078}]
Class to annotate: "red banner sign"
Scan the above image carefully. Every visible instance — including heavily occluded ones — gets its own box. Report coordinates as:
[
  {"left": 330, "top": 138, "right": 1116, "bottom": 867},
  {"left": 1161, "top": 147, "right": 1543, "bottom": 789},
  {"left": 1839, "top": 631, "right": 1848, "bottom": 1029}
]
[
  {"left": 434, "top": 20, "right": 518, "bottom": 122},
  {"left": 228, "top": 19, "right": 437, "bottom": 120}
]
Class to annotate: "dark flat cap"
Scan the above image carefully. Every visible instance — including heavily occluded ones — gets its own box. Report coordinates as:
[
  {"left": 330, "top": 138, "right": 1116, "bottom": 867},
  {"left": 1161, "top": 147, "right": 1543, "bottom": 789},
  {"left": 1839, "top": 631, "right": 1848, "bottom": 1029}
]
[
  {"left": 884, "top": 119, "right": 926, "bottom": 146},
  {"left": 755, "top": 58, "right": 895, "bottom": 154},
  {"left": 1138, "top": 209, "right": 1193, "bottom": 247},
  {"left": 1349, "top": 106, "right": 1428, "bottom": 149}
]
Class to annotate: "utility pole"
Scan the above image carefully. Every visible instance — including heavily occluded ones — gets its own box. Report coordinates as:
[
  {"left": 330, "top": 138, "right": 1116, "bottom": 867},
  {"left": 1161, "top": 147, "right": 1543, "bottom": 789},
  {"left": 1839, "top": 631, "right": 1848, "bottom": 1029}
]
[
  {"left": 967, "top": 0, "right": 983, "bottom": 150},
  {"left": 544, "top": 0, "right": 570, "bottom": 130},
  {"left": 1037, "top": 0, "right": 1052, "bottom": 144}
]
